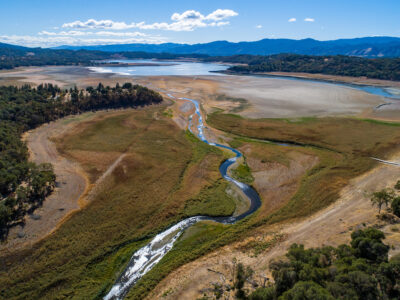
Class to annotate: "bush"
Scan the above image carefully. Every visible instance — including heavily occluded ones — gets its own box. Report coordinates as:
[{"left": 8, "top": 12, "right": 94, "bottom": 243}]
[
  {"left": 249, "top": 286, "right": 276, "bottom": 300},
  {"left": 392, "top": 197, "right": 400, "bottom": 218},
  {"left": 395, "top": 180, "right": 400, "bottom": 190},
  {"left": 280, "top": 281, "right": 334, "bottom": 300}
]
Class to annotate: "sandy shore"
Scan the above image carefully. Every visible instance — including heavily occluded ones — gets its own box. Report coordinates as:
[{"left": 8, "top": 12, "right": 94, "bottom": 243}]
[
  {"left": 214, "top": 75, "right": 383, "bottom": 118},
  {"left": 263, "top": 72, "right": 400, "bottom": 88}
]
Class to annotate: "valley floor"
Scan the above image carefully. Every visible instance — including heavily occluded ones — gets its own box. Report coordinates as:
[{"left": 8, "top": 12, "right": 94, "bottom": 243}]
[{"left": 0, "top": 66, "right": 399, "bottom": 299}]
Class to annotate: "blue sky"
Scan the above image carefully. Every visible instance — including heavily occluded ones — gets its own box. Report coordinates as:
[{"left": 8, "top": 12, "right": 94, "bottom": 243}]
[{"left": 0, "top": 0, "right": 399, "bottom": 47}]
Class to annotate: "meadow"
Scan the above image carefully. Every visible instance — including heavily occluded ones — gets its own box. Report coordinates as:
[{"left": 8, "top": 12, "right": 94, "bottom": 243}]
[{"left": 208, "top": 113, "right": 400, "bottom": 223}]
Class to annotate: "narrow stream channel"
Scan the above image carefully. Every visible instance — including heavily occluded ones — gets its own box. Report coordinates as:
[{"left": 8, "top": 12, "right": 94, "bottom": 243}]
[{"left": 104, "top": 95, "right": 261, "bottom": 300}]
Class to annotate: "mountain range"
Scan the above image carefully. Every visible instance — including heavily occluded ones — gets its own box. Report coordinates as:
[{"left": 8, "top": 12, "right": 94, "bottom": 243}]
[{"left": 53, "top": 37, "right": 400, "bottom": 57}]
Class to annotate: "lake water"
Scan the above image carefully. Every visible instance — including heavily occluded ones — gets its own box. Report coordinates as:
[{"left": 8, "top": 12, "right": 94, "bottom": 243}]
[
  {"left": 88, "top": 59, "right": 228, "bottom": 76},
  {"left": 88, "top": 59, "right": 400, "bottom": 100}
]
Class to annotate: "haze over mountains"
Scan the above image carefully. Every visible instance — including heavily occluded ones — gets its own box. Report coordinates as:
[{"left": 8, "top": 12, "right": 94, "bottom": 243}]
[{"left": 52, "top": 37, "right": 400, "bottom": 57}]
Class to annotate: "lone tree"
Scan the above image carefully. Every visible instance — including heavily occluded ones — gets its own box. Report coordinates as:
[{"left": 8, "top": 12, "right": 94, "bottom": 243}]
[{"left": 370, "top": 188, "right": 395, "bottom": 214}]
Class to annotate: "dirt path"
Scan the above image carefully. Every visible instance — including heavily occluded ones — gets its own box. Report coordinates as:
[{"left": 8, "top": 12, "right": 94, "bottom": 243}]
[
  {"left": 0, "top": 119, "right": 88, "bottom": 254},
  {"left": 146, "top": 152, "right": 400, "bottom": 300},
  {"left": 0, "top": 112, "right": 128, "bottom": 255}
]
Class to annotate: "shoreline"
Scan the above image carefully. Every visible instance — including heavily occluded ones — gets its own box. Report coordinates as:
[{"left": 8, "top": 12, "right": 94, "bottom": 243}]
[{"left": 220, "top": 70, "right": 400, "bottom": 88}]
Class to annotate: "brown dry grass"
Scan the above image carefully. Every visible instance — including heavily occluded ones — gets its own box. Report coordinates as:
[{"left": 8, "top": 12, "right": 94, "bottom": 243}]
[{"left": 0, "top": 105, "right": 235, "bottom": 299}]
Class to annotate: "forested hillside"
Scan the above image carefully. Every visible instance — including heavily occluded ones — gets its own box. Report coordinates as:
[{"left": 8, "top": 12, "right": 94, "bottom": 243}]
[
  {"left": 220, "top": 54, "right": 400, "bottom": 81},
  {"left": 0, "top": 43, "right": 205, "bottom": 70},
  {"left": 0, "top": 43, "right": 111, "bottom": 69},
  {"left": 0, "top": 83, "right": 162, "bottom": 235}
]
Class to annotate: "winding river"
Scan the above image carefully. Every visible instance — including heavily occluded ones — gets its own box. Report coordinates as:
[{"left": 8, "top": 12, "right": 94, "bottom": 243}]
[
  {"left": 104, "top": 95, "right": 261, "bottom": 300},
  {"left": 102, "top": 64, "right": 400, "bottom": 299}
]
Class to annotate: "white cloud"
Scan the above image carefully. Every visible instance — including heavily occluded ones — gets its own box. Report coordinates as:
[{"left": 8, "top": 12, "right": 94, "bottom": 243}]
[
  {"left": 288, "top": 18, "right": 297, "bottom": 22},
  {"left": 304, "top": 18, "right": 315, "bottom": 22},
  {"left": 3, "top": 9, "right": 238, "bottom": 47},
  {"left": 61, "top": 9, "right": 238, "bottom": 32},
  {"left": 205, "top": 9, "right": 238, "bottom": 21},
  {"left": 256, "top": 25, "right": 263, "bottom": 29},
  {"left": 0, "top": 34, "right": 166, "bottom": 48},
  {"left": 171, "top": 10, "right": 204, "bottom": 21},
  {"left": 38, "top": 30, "right": 147, "bottom": 37}
]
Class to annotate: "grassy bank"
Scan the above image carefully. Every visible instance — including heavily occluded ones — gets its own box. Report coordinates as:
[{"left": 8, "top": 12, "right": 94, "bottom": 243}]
[{"left": 208, "top": 113, "right": 400, "bottom": 224}]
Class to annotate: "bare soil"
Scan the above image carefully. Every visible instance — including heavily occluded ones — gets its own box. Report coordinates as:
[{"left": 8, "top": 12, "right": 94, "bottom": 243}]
[
  {"left": 265, "top": 72, "right": 400, "bottom": 88},
  {"left": 0, "top": 117, "right": 88, "bottom": 254}
]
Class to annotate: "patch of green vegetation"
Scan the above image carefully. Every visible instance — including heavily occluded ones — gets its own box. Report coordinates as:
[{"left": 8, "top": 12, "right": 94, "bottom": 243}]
[
  {"left": 358, "top": 118, "right": 400, "bottom": 127},
  {"left": 283, "top": 116, "right": 318, "bottom": 124},
  {"left": 185, "top": 130, "right": 222, "bottom": 162},
  {"left": 184, "top": 179, "right": 236, "bottom": 217},
  {"left": 163, "top": 108, "right": 173, "bottom": 118},
  {"left": 240, "top": 233, "right": 284, "bottom": 257},
  {"left": 231, "top": 163, "right": 254, "bottom": 185},
  {"left": 214, "top": 94, "right": 250, "bottom": 113},
  {"left": 69, "top": 114, "right": 137, "bottom": 151},
  {"left": 61, "top": 111, "right": 96, "bottom": 124}
]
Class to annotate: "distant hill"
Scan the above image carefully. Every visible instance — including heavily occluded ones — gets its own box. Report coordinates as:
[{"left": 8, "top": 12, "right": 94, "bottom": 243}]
[
  {"left": 0, "top": 42, "right": 111, "bottom": 69},
  {"left": 54, "top": 37, "right": 400, "bottom": 57}
]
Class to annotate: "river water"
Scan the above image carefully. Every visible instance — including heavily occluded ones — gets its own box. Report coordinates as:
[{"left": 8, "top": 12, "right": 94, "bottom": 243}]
[
  {"left": 102, "top": 60, "right": 399, "bottom": 299},
  {"left": 104, "top": 94, "right": 261, "bottom": 300}
]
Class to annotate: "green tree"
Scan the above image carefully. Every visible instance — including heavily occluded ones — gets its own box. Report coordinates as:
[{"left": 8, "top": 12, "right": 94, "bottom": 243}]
[
  {"left": 235, "top": 263, "right": 254, "bottom": 299},
  {"left": 370, "top": 188, "right": 395, "bottom": 214},
  {"left": 249, "top": 286, "right": 276, "bottom": 300},
  {"left": 350, "top": 227, "right": 389, "bottom": 262},
  {"left": 391, "top": 196, "right": 400, "bottom": 218},
  {"left": 280, "top": 281, "right": 334, "bottom": 300}
]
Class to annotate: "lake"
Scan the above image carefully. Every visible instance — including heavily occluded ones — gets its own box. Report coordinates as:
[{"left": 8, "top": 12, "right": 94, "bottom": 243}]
[
  {"left": 88, "top": 59, "right": 400, "bottom": 100},
  {"left": 88, "top": 59, "right": 229, "bottom": 76}
]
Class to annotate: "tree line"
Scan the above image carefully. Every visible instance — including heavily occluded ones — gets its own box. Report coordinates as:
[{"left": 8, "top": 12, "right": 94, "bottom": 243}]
[
  {"left": 204, "top": 227, "right": 400, "bottom": 300},
  {"left": 207, "top": 54, "right": 400, "bottom": 81},
  {"left": 0, "top": 82, "right": 163, "bottom": 236},
  {"left": 0, "top": 44, "right": 206, "bottom": 70}
]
